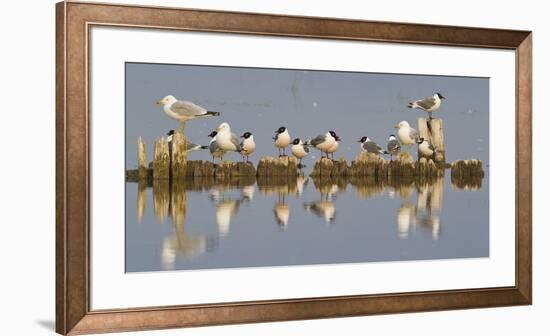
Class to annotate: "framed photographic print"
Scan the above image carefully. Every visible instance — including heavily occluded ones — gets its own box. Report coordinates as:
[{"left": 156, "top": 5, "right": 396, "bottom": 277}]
[{"left": 56, "top": 1, "right": 532, "bottom": 335}]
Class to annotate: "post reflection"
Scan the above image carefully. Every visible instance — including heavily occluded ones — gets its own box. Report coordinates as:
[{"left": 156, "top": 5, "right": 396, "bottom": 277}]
[
  {"left": 138, "top": 171, "right": 478, "bottom": 269},
  {"left": 151, "top": 179, "right": 219, "bottom": 270},
  {"left": 137, "top": 180, "right": 147, "bottom": 224}
]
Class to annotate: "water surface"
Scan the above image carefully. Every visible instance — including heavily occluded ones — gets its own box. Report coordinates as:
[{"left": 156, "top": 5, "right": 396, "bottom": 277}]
[{"left": 125, "top": 174, "right": 488, "bottom": 272}]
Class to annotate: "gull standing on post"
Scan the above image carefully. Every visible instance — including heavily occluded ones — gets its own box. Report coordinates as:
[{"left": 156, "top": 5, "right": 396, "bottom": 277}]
[
  {"left": 207, "top": 131, "right": 225, "bottom": 163},
  {"left": 166, "top": 130, "right": 208, "bottom": 153},
  {"left": 291, "top": 138, "right": 309, "bottom": 166},
  {"left": 215, "top": 123, "right": 242, "bottom": 159},
  {"left": 408, "top": 93, "right": 445, "bottom": 120},
  {"left": 273, "top": 126, "right": 291, "bottom": 156},
  {"left": 395, "top": 121, "right": 419, "bottom": 153},
  {"left": 326, "top": 134, "right": 341, "bottom": 160},
  {"left": 308, "top": 131, "right": 338, "bottom": 159},
  {"left": 358, "top": 136, "right": 384, "bottom": 155},
  {"left": 157, "top": 95, "right": 221, "bottom": 133},
  {"left": 239, "top": 132, "right": 256, "bottom": 163},
  {"left": 386, "top": 134, "right": 401, "bottom": 161},
  {"left": 417, "top": 137, "right": 437, "bottom": 159}
]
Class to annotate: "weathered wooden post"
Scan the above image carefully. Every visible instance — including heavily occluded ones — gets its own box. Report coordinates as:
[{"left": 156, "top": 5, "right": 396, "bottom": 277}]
[
  {"left": 171, "top": 132, "right": 188, "bottom": 179},
  {"left": 418, "top": 117, "right": 446, "bottom": 164},
  {"left": 137, "top": 136, "right": 148, "bottom": 180},
  {"left": 153, "top": 137, "right": 170, "bottom": 179}
]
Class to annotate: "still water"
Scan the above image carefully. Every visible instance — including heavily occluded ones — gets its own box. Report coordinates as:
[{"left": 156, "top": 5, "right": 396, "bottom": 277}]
[{"left": 125, "top": 174, "right": 488, "bottom": 272}]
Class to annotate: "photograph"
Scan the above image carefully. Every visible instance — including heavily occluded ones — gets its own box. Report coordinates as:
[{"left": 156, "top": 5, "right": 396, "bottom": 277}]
[{"left": 124, "top": 62, "right": 489, "bottom": 272}]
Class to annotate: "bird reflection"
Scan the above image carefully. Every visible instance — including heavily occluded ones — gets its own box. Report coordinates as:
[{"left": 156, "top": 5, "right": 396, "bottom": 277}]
[
  {"left": 161, "top": 235, "right": 214, "bottom": 270},
  {"left": 273, "top": 201, "right": 290, "bottom": 229},
  {"left": 397, "top": 202, "right": 416, "bottom": 239},
  {"left": 304, "top": 200, "right": 336, "bottom": 224},
  {"left": 212, "top": 196, "right": 241, "bottom": 237},
  {"left": 303, "top": 177, "right": 340, "bottom": 224},
  {"left": 417, "top": 213, "right": 441, "bottom": 240},
  {"left": 241, "top": 184, "right": 255, "bottom": 203},
  {"left": 295, "top": 175, "right": 309, "bottom": 196}
]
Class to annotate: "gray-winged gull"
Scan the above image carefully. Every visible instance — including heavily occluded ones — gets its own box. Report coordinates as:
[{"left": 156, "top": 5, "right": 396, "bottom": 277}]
[
  {"left": 386, "top": 134, "right": 401, "bottom": 161},
  {"left": 207, "top": 131, "right": 225, "bottom": 162},
  {"left": 215, "top": 123, "right": 242, "bottom": 157},
  {"left": 291, "top": 138, "right": 310, "bottom": 165},
  {"left": 395, "top": 121, "right": 419, "bottom": 153},
  {"left": 408, "top": 93, "right": 445, "bottom": 120},
  {"left": 158, "top": 95, "right": 220, "bottom": 132},
  {"left": 308, "top": 131, "right": 339, "bottom": 159},
  {"left": 417, "top": 137, "right": 437, "bottom": 158},
  {"left": 166, "top": 130, "right": 208, "bottom": 152},
  {"left": 358, "top": 136, "right": 384, "bottom": 155}
]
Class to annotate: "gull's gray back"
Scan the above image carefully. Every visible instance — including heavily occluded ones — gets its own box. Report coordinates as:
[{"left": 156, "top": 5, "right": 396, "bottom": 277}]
[
  {"left": 170, "top": 100, "right": 207, "bottom": 116},
  {"left": 209, "top": 140, "right": 219, "bottom": 153},
  {"left": 310, "top": 134, "right": 326, "bottom": 146},
  {"left": 387, "top": 139, "right": 400, "bottom": 151},
  {"left": 363, "top": 141, "right": 382, "bottom": 153},
  {"left": 230, "top": 133, "right": 241, "bottom": 150},
  {"left": 415, "top": 96, "right": 436, "bottom": 110}
]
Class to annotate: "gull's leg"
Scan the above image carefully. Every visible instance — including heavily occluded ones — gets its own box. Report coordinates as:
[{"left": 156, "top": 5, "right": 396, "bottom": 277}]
[{"left": 177, "top": 120, "right": 187, "bottom": 134}]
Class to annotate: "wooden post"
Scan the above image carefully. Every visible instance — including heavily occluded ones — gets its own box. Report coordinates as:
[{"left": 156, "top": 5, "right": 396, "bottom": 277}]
[
  {"left": 137, "top": 136, "right": 148, "bottom": 180},
  {"left": 171, "top": 132, "right": 188, "bottom": 179},
  {"left": 418, "top": 117, "right": 446, "bottom": 164},
  {"left": 153, "top": 137, "right": 170, "bottom": 179}
]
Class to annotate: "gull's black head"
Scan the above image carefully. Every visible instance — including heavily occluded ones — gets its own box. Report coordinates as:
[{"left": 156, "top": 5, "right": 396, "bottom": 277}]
[
  {"left": 436, "top": 92, "right": 445, "bottom": 99},
  {"left": 167, "top": 130, "right": 175, "bottom": 136},
  {"left": 417, "top": 137, "right": 425, "bottom": 144},
  {"left": 329, "top": 130, "right": 337, "bottom": 138},
  {"left": 389, "top": 134, "right": 396, "bottom": 139},
  {"left": 358, "top": 136, "right": 367, "bottom": 143},
  {"left": 276, "top": 126, "right": 287, "bottom": 134},
  {"left": 241, "top": 132, "right": 252, "bottom": 139},
  {"left": 292, "top": 138, "right": 301, "bottom": 145},
  {"left": 208, "top": 130, "right": 218, "bottom": 138}
]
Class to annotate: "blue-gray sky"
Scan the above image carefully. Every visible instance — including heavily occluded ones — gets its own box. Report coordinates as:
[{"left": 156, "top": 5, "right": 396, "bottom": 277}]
[{"left": 125, "top": 63, "right": 489, "bottom": 168}]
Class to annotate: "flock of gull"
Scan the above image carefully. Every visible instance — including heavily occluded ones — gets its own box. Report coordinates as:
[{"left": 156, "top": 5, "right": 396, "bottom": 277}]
[{"left": 157, "top": 92, "right": 445, "bottom": 164}]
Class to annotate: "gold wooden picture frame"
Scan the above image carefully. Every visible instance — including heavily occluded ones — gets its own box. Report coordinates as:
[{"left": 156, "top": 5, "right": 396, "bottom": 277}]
[{"left": 56, "top": 1, "right": 532, "bottom": 334}]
